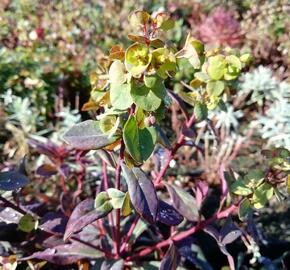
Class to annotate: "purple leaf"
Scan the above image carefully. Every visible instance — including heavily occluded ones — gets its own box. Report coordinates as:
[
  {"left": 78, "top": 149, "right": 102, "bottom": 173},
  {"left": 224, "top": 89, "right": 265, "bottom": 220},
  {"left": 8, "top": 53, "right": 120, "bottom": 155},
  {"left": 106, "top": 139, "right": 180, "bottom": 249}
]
[
  {"left": 64, "top": 198, "right": 112, "bottom": 240},
  {"left": 101, "top": 259, "right": 124, "bottom": 270},
  {"left": 121, "top": 164, "right": 158, "bottom": 224},
  {"left": 194, "top": 180, "right": 209, "bottom": 207},
  {"left": 219, "top": 164, "right": 228, "bottom": 200},
  {"left": 41, "top": 212, "right": 67, "bottom": 234},
  {"left": 221, "top": 230, "right": 241, "bottom": 246},
  {"left": 157, "top": 200, "right": 183, "bottom": 226},
  {"left": 36, "top": 164, "right": 58, "bottom": 177},
  {"left": 23, "top": 241, "right": 102, "bottom": 265},
  {"left": 60, "top": 164, "right": 70, "bottom": 178},
  {"left": 43, "top": 235, "right": 66, "bottom": 248},
  {"left": 0, "top": 207, "right": 23, "bottom": 224},
  {"left": 0, "top": 171, "right": 28, "bottom": 191},
  {"left": 63, "top": 120, "right": 118, "bottom": 150},
  {"left": 165, "top": 183, "right": 199, "bottom": 222},
  {"left": 29, "top": 139, "right": 59, "bottom": 158},
  {"left": 159, "top": 243, "right": 180, "bottom": 270}
]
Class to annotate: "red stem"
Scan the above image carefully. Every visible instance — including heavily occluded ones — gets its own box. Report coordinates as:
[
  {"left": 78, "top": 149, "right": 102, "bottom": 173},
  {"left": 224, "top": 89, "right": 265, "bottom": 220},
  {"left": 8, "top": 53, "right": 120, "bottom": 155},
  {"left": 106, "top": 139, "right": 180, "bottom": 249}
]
[
  {"left": 126, "top": 204, "right": 237, "bottom": 261},
  {"left": 120, "top": 216, "right": 140, "bottom": 253},
  {"left": 154, "top": 113, "right": 196, "bottom": 185},
  {"left": 115, "top": 141, "right": 125, "bottom": 256}
]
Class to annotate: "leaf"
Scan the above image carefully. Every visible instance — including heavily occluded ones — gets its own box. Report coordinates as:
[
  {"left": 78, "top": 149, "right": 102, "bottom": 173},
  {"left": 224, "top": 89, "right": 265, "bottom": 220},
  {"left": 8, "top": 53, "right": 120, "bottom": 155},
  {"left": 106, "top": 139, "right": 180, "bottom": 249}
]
[
  {"left": 18, "top": 214, "right": 38, "bottom": 233},
  {"left": 159, "top": 244, "right": 180, "bottom": 270},
  {"left": 230, "top": 179, "right": 252, "bottom": 196},
  {"left": 206, "top": 81, "right": 225, "bottom": 97},
  {"left": 121, "top": 164, "right": 158, "bottom": 224},
  {"left": 36, "top": 164, "right": 58, "bottom": 177},
  {"left": 63, "top": 120, "right": 118, "bottom": 150},
  {"left": 128, "top": 34, "right": 150, "bottom": 44},
  {"left": 130, "top": 84, "right": 162, "bottom": 111},
  {"left": 165, "top": 184, "right": 199, "bottom": 221},
  {"left": 157, "top": 200, "right": 184, "bottom": 226},
  {"left": 40, "top": 212, "right": 67, "bottom": 234},
  {"left": 129, "top": 10, "right": 150, "bottom": 27},
  {"left": 238, "top": 198, "right": 251, "bottom": 221},
  {"left": 64, "top": 198, "right": 112, "bottom": 240},
  {"left": 287, "top": 175, "right": 290, "bottom": 194},
  {"left": 107, "top": 188, "right": 126, "bottom": 209},
  {"left": 109, "top": 60, "right": 127, "bottom": 84},
  {"left": 0, "top": 171, "right": 29, "bottom": 191},
  {"left": 207, "top": 55, "right": 227, "bottom": 80},
  {"left": 0, "top": 207, "right": 23, "bottom": 224},
  {"left": 125, "top": 43, "right": 151, "bottom": 77},
  {"left": 122, "top": 192, "right": 132, "bottom": 216},
  {"left": 110, "top": 83, "right": 133, "bottom": 110},
  {"left": 194, "top": 102, "right": 208, "bottom": 122},
  {"left": 252, "top": 182, "right": 274, "bottom": 209},
  {"left": 123, "top": 116, "right": 157, "bottom": 162},
  {"left": 23, "top": 241, "right": 102, "bottom": 265}
]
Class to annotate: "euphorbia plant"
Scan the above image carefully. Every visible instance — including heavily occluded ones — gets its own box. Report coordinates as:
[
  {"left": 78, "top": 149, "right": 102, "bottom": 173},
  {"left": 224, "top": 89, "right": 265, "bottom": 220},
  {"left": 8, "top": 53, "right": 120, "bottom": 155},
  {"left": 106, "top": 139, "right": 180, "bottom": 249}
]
[{"left": 0, "top": 10, "right": 289, "bottom": 270}]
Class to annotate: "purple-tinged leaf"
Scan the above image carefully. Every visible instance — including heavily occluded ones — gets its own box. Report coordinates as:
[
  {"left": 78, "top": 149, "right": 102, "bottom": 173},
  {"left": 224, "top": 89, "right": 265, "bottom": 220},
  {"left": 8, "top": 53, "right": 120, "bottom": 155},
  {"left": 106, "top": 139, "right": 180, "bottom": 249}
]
[
  {"left": 121, "top": 164, "right": 158, "bottom": 224},
  {"left": 43, "top": 235, "right": 66, "bottom": 248},
  {"left": 221, "top": 230, "right": 241, "bottom": 246},
  {"left": 181, "top": 126, "right": 195, "bottom": 138},
  {"left": 165, "top": 183, "right": 199, "bottom": 222},
  {"left": 220, "top": 220, "right": 241, "bottom": 245},
  {"left": 176, "top": 238, "right": 213, "bottom": 270},
  {"left": 64, "top": 198, "right": 112, "bottom": 240},
  {"left": 0, "top": 207, "right": 23, "bottom": 224},
  {"left": 219, "top": 164, "right": 229, "bottom": 200},
  {"left": 23, "top": 241, "right": 102, "bottom": 265},
  {"left": 17, "top": 155, "right": 27, "bottom": 175},
  {"left": 203, "top": 225, "right": 219, "bottom": 242},
  {"left": 36, "top": 164, "right": 58, "bottom": 177},
  {"left": 157, "top": 200, "right": 183, "bottom": 226},
  {"left": 100, "top": 259, "right": 124, "bottom": 270},
  {"left": 0, "top": 171, "right": 28, "bottom": 191},
  {"left": 60, "top": 164, "right": 70, "bottom": 178},
  {"left": 40, "top": 212, "right": 67, "bottom": 234},
  {"left": 159, "top": 243, "right": 180, "bottom": 270},
  {"left": 63, "top": 120, "right": 118, "bottom": 150},
  {"left": 194, "top": 180, "right": 209, "bottom": 207},
  {"left": 29, "top": 139, "right": 59, "bottom": 158}
]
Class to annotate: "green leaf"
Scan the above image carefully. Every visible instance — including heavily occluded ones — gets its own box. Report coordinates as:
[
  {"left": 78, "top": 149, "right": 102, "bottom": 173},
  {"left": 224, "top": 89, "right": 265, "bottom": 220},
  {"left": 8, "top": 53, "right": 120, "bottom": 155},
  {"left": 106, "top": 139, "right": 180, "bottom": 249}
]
[
  {"left": 206, "top": 81, "right": 225, "bottom": 97},
  {"left": 194, "top": 102, "right": 208, "bottom": 122},
  {"left": 194, "top": 72, "right": 210, "bottom": 82},
  {"left": 207, "top": 55, "right": 227, "bottom": 80},
  {"left": 238, "top": 198, "right": 251, "bottom": 221},
  {"left": 130, "top": 84, "right": 161, "bottom": 111},
  {"left": 107, "top": 188, "right": 126, "bottom": 209},
  {"left": 123, "top": 116, "right": 157, "bottom": 162},
  {"left": 122, "top": 192, "right": 132, "bottom": 216},
  {"left": 125, "top": 43, "right": 151, "bottom": 77},
  {"left": 287, "top": 175, "right": 290, "bottom": 194},
  {"left": 18, "top": 214, "right": 38, "bottom": 233},
  {"left": 252, "top": 182, "right": 274, "bottom": 209},
  {"left": 109, "top": 60, "right": 127, "bottom": 84},
  {"left": 230, "top": 179, "right": 252, "bottom": 196},
  {"left": 99, "top": 115, "right": 117, "bottom": 134},
  {"left": 95, "top": 191, "right": 113, "bottom": 213},
  {"left": 110, "top": 83, "right": 133, "bottom": 110},
  {"left": 123, "top": 116, "right": 141, "bottom": 162}
]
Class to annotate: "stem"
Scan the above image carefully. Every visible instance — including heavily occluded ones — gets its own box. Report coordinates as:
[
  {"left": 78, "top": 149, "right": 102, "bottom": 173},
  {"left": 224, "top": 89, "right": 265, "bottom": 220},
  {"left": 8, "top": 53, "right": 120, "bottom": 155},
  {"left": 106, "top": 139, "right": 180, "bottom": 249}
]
[
  {"left": 120, "top": 216, "right": 140, "bottom": 253},
  {"left": 0, "top": 196, "right": 27, "bottom": 215},
  {"left": 154, "top": 113, "right": 196, "bottom": 185},
  {"left": 126, "top": 204, "right": 237, "bottom": 261},
  {"left": 102, "top": 160, "right": 117, "bottom": 253},
  {"left": 115, "top": 141, "right": 125, "bottom": 256}
]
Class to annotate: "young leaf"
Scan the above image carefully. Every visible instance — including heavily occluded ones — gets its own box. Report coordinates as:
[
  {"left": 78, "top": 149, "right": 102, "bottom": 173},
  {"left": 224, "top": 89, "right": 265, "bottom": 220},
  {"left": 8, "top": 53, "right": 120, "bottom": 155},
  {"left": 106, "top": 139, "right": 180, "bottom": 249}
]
[
  {"left": 18, "top": 214, "right": 38, "bottom": 233},
  {"left": 0, "top": 171, "right": 29, "bottom": 191},
  {"left": 207, "top": 55, "right": 227, "bottom": 80},
  {"left": 165, "top": 184, "right": 199, "bottom": 222},
  {"left": 64, "top": 198, "right": 112, "bottom": 240},
  {"left": 63, "top": 120, "right": 118, "bottom": 150},
  {"left": 157, "top": 200, "right": 184, "bottom": 226},
  {"left": 121, "top": 164, "right": 158, "bottom": 224},
  {"left": 160, "top": 244, "right": 180, "bottom": 270},
  {"left": 107, "top": 188, "right": 126, "bottom": 209},
  {"left": 110, "top": 83, "right": 133, "bottom": 110}
]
